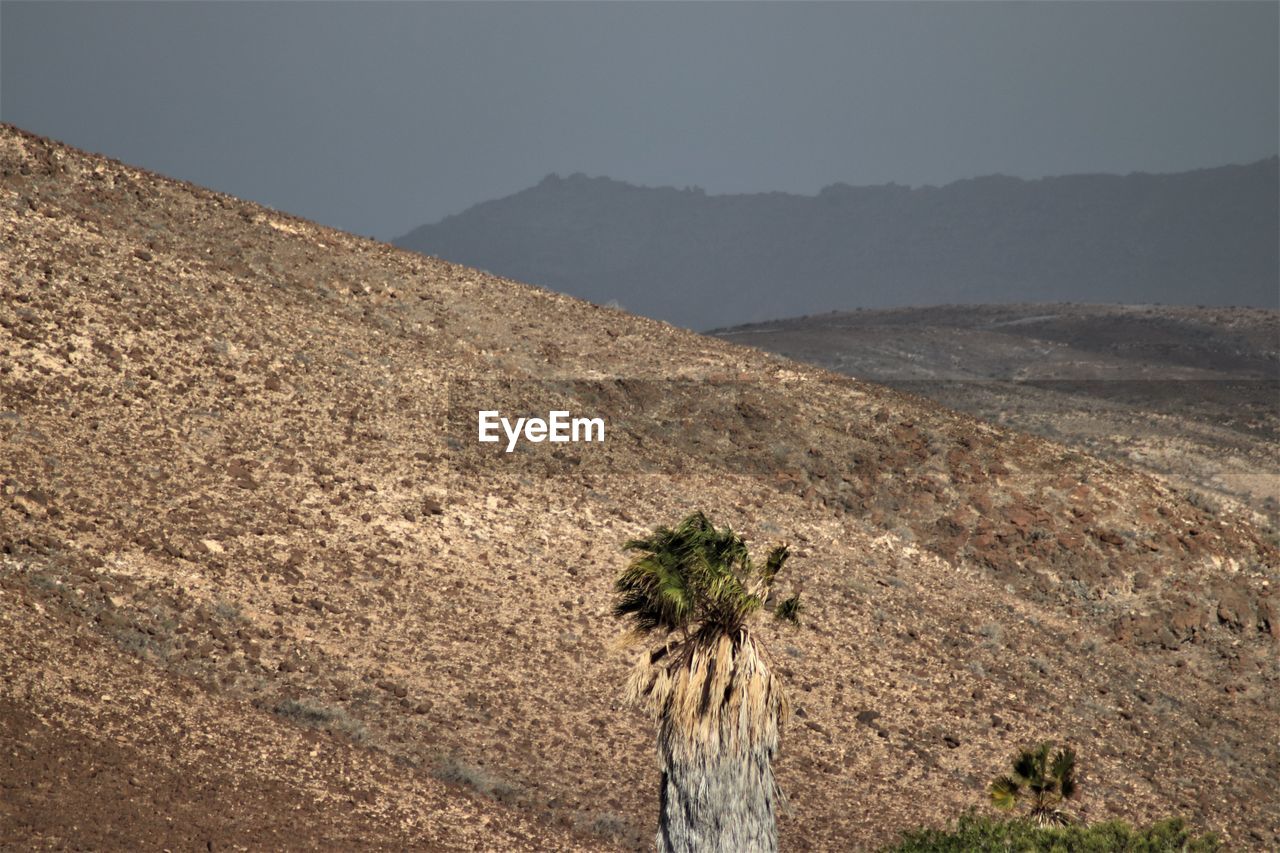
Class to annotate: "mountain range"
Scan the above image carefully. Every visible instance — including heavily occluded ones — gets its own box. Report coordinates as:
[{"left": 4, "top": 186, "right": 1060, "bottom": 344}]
[{"left": 396, "top": 159, "right": 1279, "bottom": 330}]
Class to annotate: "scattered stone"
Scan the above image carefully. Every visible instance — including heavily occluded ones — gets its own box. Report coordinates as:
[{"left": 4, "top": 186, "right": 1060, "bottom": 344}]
[
  {"left": 1215, "top": 583, "right": 1254, "bottom": 631},
  {"left": 10, "top": 494, "right": 44, "bottom": 517},
  {"left": 1169, "top": 600, "right": 1206, "bottom": 639},
  {"left": 1094, "top": 529, "right": 1125, "bottom": 547},
  {"left": 1257, "top": 598, "right": 1279, "bottom": 639}
]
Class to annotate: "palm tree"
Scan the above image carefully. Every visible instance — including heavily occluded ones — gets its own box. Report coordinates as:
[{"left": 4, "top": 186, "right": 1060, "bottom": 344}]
[
  {"left": 614, "top": 511, "right": 801, "bottom": 853},
  {"left": 989, "top": 741, "right": 1078, "bottom": 827}
]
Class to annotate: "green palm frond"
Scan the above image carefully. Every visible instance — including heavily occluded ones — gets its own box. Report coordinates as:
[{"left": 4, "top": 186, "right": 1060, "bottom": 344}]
[
  {"left": 613, "top": 551, "right": 694, "bottom": 633},
  {"left": 989, "top": 775, "right": 1021, "bottom": 810},
  {"left": 1012, "top": 744, "right": 1044, "bottom": 782},
  {"left": 1029, "top": 778, "right": 1056, "bottom": 796},
  {"left": 614, "top": 512, "right": 798, "bottom": 638},
  {"left": 773, "top": 594, "right": 803, "bottom": 624},
  {"left": 991, "top": 741, "right": 1079, "bottom": 823},
  {"left": 1051, "top": 746, "right": 1077, "bottom": 799},
  {"left": 761, "top": 544, "right": 789, "bottom": 587}
]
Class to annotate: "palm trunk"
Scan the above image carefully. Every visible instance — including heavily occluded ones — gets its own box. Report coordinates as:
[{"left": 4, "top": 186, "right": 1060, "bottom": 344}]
[
  {"left": 638, "top": 632, "right": 785, "bottom": 853},
  {"left": 655, "top": 730, "right": 780, "bottom": 852}
]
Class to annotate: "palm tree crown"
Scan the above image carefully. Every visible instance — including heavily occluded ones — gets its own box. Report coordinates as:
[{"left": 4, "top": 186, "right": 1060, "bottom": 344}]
[
  {"left": 989, "top": 741, "right": 1078, "bottom": 827},
  {"left": 615, "top": 509, "right": 799, "bottom": 638},
  {"left": 615, "top": 511, "right": 801, "bottom": 852}
]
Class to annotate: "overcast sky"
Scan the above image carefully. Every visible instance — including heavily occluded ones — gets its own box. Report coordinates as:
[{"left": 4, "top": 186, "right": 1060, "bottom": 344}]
[{"left": 3, "top": 1, "right": 1276, "bottom": 240}]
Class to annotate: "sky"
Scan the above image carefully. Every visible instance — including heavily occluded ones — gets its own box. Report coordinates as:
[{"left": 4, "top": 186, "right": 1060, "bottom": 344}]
[{"left": 2, "top": 1, "right": 1277, "bottom": 241}]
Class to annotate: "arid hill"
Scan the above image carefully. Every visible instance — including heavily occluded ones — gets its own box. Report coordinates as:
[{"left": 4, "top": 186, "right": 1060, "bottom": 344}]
[
  {"left": 713, "top": 304, "right": 1280, "bottom": 531},
  {"left": 2, "top": 125, "right": 1277, "bottom": 850}
]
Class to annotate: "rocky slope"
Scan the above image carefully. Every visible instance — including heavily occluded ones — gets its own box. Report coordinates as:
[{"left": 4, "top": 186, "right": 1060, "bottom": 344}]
[
  {"left": 713, "top": 304, "right": 1280, "bottom": 530},
  {"left": 2, "top": 125, "right": 1278, "bottom": 849}
]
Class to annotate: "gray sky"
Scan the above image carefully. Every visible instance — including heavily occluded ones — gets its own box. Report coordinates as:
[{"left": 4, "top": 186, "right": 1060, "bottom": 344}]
[{"left": 3, "top": 1, "right": 1276, "bottom": 240}]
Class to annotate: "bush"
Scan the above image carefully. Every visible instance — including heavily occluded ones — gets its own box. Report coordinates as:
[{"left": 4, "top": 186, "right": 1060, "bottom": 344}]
[
  {"left": 432, "top": 754, "right": 520, "bottom": 804},
  {"left": 273, "top": 698, "right": 368, "bottom": 743},
  {"left": 885, "top": 811, "right": 1220, "bottom": 852},
  {"left": 573, "top": 810, "right": 634, "bottom": 843}
]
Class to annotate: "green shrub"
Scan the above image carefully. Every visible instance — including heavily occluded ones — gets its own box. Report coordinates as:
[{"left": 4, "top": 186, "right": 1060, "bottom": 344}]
[{"left": 885, "top": 811, "right": 1220, "bottom": 853}]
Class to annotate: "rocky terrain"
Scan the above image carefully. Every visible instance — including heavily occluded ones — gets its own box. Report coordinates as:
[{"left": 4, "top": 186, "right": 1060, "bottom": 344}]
[
  {"left": 394, "top": 160, "right": 1278, "bottom": 329},
  {"left": 2, "top": 124, "right": 1278, "bottom": 850},
  {"left": 713, "top": 305, "right": 1280, "bottom": 532}
]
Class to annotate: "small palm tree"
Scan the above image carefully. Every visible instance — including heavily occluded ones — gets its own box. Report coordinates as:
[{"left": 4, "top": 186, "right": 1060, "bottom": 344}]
[
  {"left": 614, "top": 511, "right": 801, "bottom": 853},
  {"left": 989, "top": 741, "right": 1078, "bottom": 827}
]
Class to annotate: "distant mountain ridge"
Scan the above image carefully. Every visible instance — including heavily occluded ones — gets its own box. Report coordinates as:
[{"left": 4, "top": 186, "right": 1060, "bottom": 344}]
[{"left": 395, "top": 158, "right": 1279, "bottom": 329}]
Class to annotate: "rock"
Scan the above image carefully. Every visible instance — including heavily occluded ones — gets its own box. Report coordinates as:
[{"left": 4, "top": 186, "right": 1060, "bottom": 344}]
[
  {"left": 10, "top": 494, "right": 44, "bottom": 517},
  {"left": 1215, "top": 583, "right": 1254, "bottom": 631},
  {"left": 1094, "top": 529, "right": 1125, "bottom": 547},
  {"left": 855, "top": 709, "right": 881, "bottom": 727},
  {"left": 422, "top": 497, "right": 444, "bottom": 515},
  {"left": 227, "top": 461, "right": 259, "bottom": 490},
  {"left": 1006, "top": 507, "right": 1034, "bottom": 530},
  {"left": 1169, "top": 600, "right": 1206, "bottom": 639},
  {"left": 134, "top": 249, "right": 153, "bottom": 262},
  {"left": 376, "top": 679, "right": 408, "bottom": 698},
  {"left": 1257, "top": 598, "right": 1279, "bottom": 639}
]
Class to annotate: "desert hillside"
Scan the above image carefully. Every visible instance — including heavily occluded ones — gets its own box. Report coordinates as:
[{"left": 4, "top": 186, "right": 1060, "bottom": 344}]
[
  {"left": 713, "top": 304, "right": 1280, "bottom": 530},
  {"left": 2, "top": 125, "right": 1278, "bottom": 850},
  {"left": 394, "top": 161, "right": 1279, "bottom": 329}
]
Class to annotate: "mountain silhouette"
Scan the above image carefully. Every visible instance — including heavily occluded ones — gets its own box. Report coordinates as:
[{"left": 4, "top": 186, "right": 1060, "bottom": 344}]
[{"left": 396, "top": 159, "right": 1279, "bottom": 329}]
